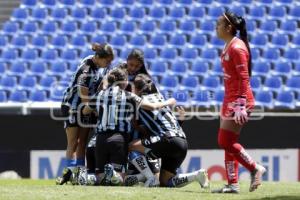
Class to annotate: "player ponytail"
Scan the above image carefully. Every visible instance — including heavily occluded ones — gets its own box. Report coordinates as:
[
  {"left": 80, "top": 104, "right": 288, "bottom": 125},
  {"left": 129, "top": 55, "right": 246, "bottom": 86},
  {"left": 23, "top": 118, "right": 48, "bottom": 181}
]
[
  {"left": 224, "top": 11, "right": 252, "bottom": 76},
  {"left": 91, "top": 42, "right": 114, "bottom": 60}
]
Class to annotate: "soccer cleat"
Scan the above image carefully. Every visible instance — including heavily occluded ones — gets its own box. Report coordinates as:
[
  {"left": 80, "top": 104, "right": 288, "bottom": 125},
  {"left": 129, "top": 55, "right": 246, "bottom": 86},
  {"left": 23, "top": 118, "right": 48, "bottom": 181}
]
[
  {"left": 249, "top": 164, "right": 266, "bottom": 192},
  {"left": 56, "top": 168, "right": 72, "bottom": 185},
  {"left": 77, "top": 167, "right": 88, "bottom": 185},
  {"left": 211, "top": 184, "right": 240, "bottom": 193},
  {"left": 124, "top": 175, "right": 139, "bottom": 186},
  {"left": 196, "top": 169, "right": 210, "bottom": 189},
  {"left": 102, "top": 164, "right": 114, "bottom": 186},
  {"left": 144, "top": 176, "right": 160, "bottom": 187}
]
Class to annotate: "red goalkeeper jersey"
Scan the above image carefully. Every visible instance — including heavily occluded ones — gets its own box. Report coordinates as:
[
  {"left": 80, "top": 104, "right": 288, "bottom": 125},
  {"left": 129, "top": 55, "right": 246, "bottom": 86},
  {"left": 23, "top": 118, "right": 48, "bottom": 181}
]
[{"left": 221, "top": 37, "right": 254, "bottom": 105}]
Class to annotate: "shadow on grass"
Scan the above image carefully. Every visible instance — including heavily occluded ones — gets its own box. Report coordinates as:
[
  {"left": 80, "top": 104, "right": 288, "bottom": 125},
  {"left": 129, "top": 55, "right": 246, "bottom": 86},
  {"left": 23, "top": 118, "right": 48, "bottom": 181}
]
[{"left": 257, "top": 196, "right": 300, "bottom": 200}]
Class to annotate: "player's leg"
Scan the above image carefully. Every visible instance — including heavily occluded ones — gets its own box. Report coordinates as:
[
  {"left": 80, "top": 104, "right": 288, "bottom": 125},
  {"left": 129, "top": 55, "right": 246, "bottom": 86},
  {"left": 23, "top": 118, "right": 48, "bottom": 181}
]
[
  {"left": 76, "top": 127, "right": 90, "bottom": 167},
  {"left": 95, "top": 133, "right": 109, "bottom": 185},
  {"left": 217, "top": 119, "right": 266, "bottom": 192},
  {"left": 159, "top": 137, "right": 209, "bottom": 188}
]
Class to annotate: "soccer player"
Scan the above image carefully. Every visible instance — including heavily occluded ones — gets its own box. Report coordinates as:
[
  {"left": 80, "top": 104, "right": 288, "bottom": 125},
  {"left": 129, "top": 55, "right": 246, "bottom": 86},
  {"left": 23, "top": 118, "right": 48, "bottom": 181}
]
[
  {"left": 82, "top": 68, "right": 176, "bottom": 186},
  {"left": 56, "top": 43, "right": 114, "bottom": 185},
  {"left": 212, "top": 11, "right": 266, "bottom": 193},
  {"left": 129, "top": 74, "right": 210, "bottom": 188}
]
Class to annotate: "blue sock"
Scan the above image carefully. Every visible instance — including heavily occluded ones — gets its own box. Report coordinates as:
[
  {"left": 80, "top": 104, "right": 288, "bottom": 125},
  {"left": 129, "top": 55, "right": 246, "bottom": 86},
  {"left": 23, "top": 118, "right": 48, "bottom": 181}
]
[
  {"left": 128, "top": 151, "right": 144, "bottom": 161},
  {"left": 76, "top": 158, "right": 85, "bottom": 167},
  {"left": 66, "top": 159, "right": 76, "bottom": 169}
]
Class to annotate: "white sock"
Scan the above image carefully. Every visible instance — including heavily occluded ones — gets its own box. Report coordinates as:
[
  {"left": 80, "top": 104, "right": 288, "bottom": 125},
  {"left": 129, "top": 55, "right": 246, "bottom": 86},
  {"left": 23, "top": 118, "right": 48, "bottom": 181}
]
[
  {"left": 168, "top": 171, "right": 198, "bottom": 188},
  {"left": 131, "top": 155, "right": 154, "bottom": 179}
]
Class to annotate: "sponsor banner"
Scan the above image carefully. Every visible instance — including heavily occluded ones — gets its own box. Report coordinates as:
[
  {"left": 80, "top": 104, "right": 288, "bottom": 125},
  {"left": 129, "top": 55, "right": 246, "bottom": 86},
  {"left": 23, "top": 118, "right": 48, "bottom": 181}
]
[{"left": 30, "top": 149, "right": 300, "bottom": 181}]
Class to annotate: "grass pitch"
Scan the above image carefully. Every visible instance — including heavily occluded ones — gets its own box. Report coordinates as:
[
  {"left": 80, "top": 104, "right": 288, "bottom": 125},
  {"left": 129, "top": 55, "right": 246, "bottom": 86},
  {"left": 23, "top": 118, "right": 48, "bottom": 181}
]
[{"left": 0, "top": 180, "right": 299, "bottom": 200}]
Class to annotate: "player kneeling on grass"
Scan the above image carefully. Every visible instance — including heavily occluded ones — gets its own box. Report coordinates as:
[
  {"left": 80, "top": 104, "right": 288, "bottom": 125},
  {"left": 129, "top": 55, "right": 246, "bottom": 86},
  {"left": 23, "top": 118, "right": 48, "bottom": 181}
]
[
  {"left": 127, "top": 74, "right": 210, "bottom": 188},
  {"left": 82, "top": 68, "right": 177, "bottom": 186}
]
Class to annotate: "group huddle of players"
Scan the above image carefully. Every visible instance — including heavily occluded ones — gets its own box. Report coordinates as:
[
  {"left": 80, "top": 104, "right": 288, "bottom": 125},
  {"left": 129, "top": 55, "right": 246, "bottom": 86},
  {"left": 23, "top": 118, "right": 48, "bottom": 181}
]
[{"left": 55, "top": 44, "right": 209, "bottom": 189}]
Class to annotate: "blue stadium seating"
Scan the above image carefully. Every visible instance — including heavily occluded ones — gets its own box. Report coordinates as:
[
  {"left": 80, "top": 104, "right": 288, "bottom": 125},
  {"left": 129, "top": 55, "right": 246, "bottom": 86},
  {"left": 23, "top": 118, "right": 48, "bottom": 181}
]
[
  {"left": 1, "top": 49, "right": 18, "bottom": 61},
  {"left": 0, "top": 62, "right": 7, "bottom": 74},
  {"left": 149, "top": 60, "right": 167, "bottom": 76},
  {"left": 250, "top": 76, "right": 262, "bottom": 92},
  {"left": 280, "top": 20, "right": 297, "bottom": 33},
  {"left": 110, "top": 34, "right": 126, "bottom": 48},
  {"left": 285, "top": 76, "right": 300, "bottom": 92},
  {"left": 201, "top": 48, "right": 218, "bottom": 61},
  {"left": 149, "top": 7, "right": 166, "bottom": 20},
  {"left": 255, "top": 90, "right": 274, "bottom": 109},
  {"left": 29, "top": 90, "right": 47, "bottom": 102},
  {"left": 150, "top": 34, "right": 166, "bottom": 47},
  {"left": 40, "top": 76, "right": 57, "bottom": 89},
  {"left": 11, "top": 8, "right": 28, "bottom": 21},
  {"left": 208, "top": 7, "right": 225, "bottom": 19},
  {"left": 32, "top": 35, "right": 47, "bottom": 49},
  {"left": 283, "top": 48, "right": 299, "bottom": 61},
  {"left": 252, "top": 61, "right": 271, "bottom": 77},
  {"left": 262, "top": 48, "right": 280, "bottom": 61},
  {"left": 49, "top": 61, "right": 68, "bottom": 76},
  {"left": 271, "top": 34, "right": 289, "bottom": 47},
  {"left": 180, "top": 76, "right": 199, "bottom": 91},
  {"left": 190, "top": 33, "right": 207, "bottom": 47},
  {"left": 272, "top": 61, "right": 292, "bottom": 78},
  {"left": 41, "top": 21, "right": 58, "bottom": 35},
  {"left": 90, "top": 7, "right": 107, "bottom": 19},
  {"left": 41, "top": 49, "right": 58, "bottom": 61},
  {"left": 50, "top": 86, "right": 65, "bottom": 101},
  {"left": 202, "top": 76, "right": 220, "bottom": 91},
  {"left": 182, "top": 47, "right": 198, "bottom": 60},
  {"left": 260, "top": 20, "right": 278, "bottom": 33},
  {"left": 170, "top": 33, "right": 186, "bottom": 47},
  {"left": 160, "top": 20, "right": 176, "bottom": 33},
  {"left": 160, "top": 76, "right": 178, "bottom": 91},
  {"left": 22, "top": 0, "right": 37, "bottom": 7},
  {"left": 268, "top": 6, "right": 287, "bottom": 20},
  {"left": 213, "top": 89, "right": 224, "bottom": 106},
  {"left": 143, "top": 47, "right": 157, "bottom": 60},
  {"left": 263, "top": 76, "right": 282, "bottom": 93},
  {"left": 21, "top": 49, "right": 38, "bottom": 61},
  {"left": 2, "top": 22, "right": 19, "bottom": 35},
  {"left": 110, "top": 7, "right": 126, "bottom": 22},
  {"left": 169, "top": 59, "right": 187, "bottom": 76},
  {"left": 173, "top": 90, "right": 189, "bottom": 106},
  {"left": 0, "top": 35, "right": 8, "bottom": 47},
  {"left": 160, "top": 48, "right": 178, "bottom": 60},
  {"left": 9, "top": 62, "right": 27, "bottom": 76},
  {"left": 120, "top": 21, "right": 136, "bottom": 34},
  {"left": 189, "top": 60, "right": 209, "bottom": 77},
  {"left": 188, "top": 6, "right": 205, "bottom": 19},
  {"left": 288, "top": 5, "right": 300, "bottom": 20},
  {"left": 0, "top": 76, "right": 17, "bottom": 90},
  {"left": 19, "top": 76, "right": 37, "bottom": 90},
  {"left": 170, "top": 7, "right": 186, "bottom": 19},
  {"left": 130, "top": 34, "right": 146, "bottom": 47},
  {"left": 9, "top": 90, "right": 28, "bottom": 102},
  {"left": 71, "top": 7, "right": 87, "bottom": 22},
  {"left": 0, "top": 90, "right": 7, "bottom": 102},
  {"left": 41, "top": 0, "right": 56, "bottom": 7},
  {"left": 140, "top": 20, "right": 156, "bottom": 33},
  {"left": 12, "top": 35, "right": 28, "bottom": 47},
  {"left": 275, "top": 91, "right": 295, "bottom": 109},
  {"left": 80, "top": 0, "right": 96, "bottom": 7},
  {"left": 71, "top": 35, "right": 87, "bottom": 48},
  {"left": 30, "top": 61, "right": 47, "bottom": 77},
  {"left": 248, "top": 6, "right": 266, "bottom": 20},
  {"left": 192, "top": 90, "right": 210, "bottom": 107}
]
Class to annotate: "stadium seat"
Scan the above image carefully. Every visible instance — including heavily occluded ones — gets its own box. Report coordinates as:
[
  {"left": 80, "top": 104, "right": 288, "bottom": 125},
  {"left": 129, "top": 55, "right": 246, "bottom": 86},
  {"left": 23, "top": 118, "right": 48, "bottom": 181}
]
[
  {"left": 140, "top": 20, "right": 156, "bottom": 33},
  {"left": 110, "top": 7, "right": 126, "bottom": 22},
  {"left": 192, "top": 90, "right": 211, "bottom": 107},
  {"left": 130, "top": 34, "right": 146, "bottom": 47},
  {"left": 120, "top": 48, "right": 133, "bottom": 59},
  {"left": 41, "top": 21, "right": 58, "bottom": 35},
  {"left": 252, "top": 61, "right": 271, "bottom": 77},
  {"left": 231, "top": 6, "right": 246, "bottom": 16},
  {"left": 119, "top": 0, "right": 134, "bottom": 7},
  {"left": 210, "top": 35, "right": 225, "bottom": 47},
  {"left": 51, "top": 8, "right": 68, "bottom": 20},
  {"left": 207, "top": 7, "right": 225, "bottom": 19},
  {"left": 217, "top": 0, "right": 232, "bottom": 4},
  {"left": 246, "top": 20, "right": 257, "bottom": 33},
  {"left": 32, "top": 8, "right": 48, "bottom": 22},
  {"left": 262, "top": 48, "right": 280, "bottom": 61},
  {"left": 150, "top": 34, "right": 166, "bottom": 47},
  {"left": 197, "top": 0, "right": 213, "bottom": 4},
  {"left": 201, "top": 48, "right": 218, "bottom": 61},
  {"left": 91, "top": 35, "right": 107, "bottom": 44},
  {"left": 41, "top": 49, "right": 58, "bottom": 61},
  {"left": 250, "top": 76, "right": 262, "bottom": 92},
  {"left": 61, "top": 49, "right": 78, "bottom": 61},
  {"left": 139, "top": 0, "right": 154, "bottom": 8},
  {"left": 190, "top": 33, "right": 207, "bottom": 47},
  {"left": 170, "top": 33, "right": 186, "bottom": 47},
  {"left": 291, "top": 34, "right": 300, "bottom": 47},
  {"left": 169, "top": 60, "right": 188, "bottom": 76},
  {"left": 159, "top": 20, "right": 176, "bottom": 34},
  {"left": 157, "top": 0, "right": 173, "bottom": 5},
  {"left": 188, "top": 6, "right": 205, "bottom": 19},
  {"left": 143, "top": 47, "right": 157, "bottom": 60},
  {"left": 199, "top": 20, "right": 215, "bottom": 33},
  {"left": 236, "top": 0, "right": 252, "bottom": 4},
  {"left": 41, "top": 0, "right": 56, "bottom": 6},
  {"left": 255, "top": 91, "right": 274, "bottom": 109},
  {"left": 49, "top": 61, "right": 68, "bottom": 76},
  {"left": 250, "top": 34, "right": 268, "bottom": 47},
  {"left": 293, "top": 62, "right": 300, "bottom": 76},
  {"left": 79, "top": 0, "right": 96, "bottom": 7},
  {"left": 283, "top": 48, "right": 299, "bottom": 61},
  {"left": 22, "top": 21, "right": 38, "bottom": 34},
  {"left": 71, "top": 35, "right": 87, "bottom": 48},
  {"left": 274, "top": 91, "right": 295, "bottom": 109},
  {"left": 40, "top": 76, "right": 57, "bottom": 89},
  {"left": 129, "top": 6, "right": 146, "bottom": 20},
  {"left": 100, "top": 21, "right": 117, "bottom": 33},
  {"left": 149, "top": 7, "right": 166, "bottom": 19},
  {"left": 80, "top": 21, "right": 98, "bottom": 35},
  {"left": 149, "top": 60, "right": 167, "bottom": 76},
  {"left": 0, "top": 76, "right": 17, "bottom": 89},
  {"left": 29, "top": 90, "right": 47, "bottom": 102},
  {"left": 285, "top": 76, "right": 300, "bottom": 92},
  {"left": 288, "top": 5, "right": 300, "bottom": 20},
  {"left": 51, "top": 35, "right": 68, "bottom": 48},
  {"left": 50, "top": 86, "right": 65, "bottom": 101},
  {"left": 30, "top": 61, "right": 47, "bottom": 76},
  {"left": 179, "top": 20, "right": 196, "bottom": 33},
  {"left": 213, "top": 89, "right": 224, "bottom": 106},
  {"left": 9, "top": 90, "right": 28, "bottom": 102},
  {"left": 189, "top": 60, "right": 209, "bottom": 77},
  {"left": 272, "top": 61, "right": 292, "bottom": 78},
  {"left": 0, "top": 35, "right": 8, "bottom": 47},
  {"left": 71, "top": 7, "right": 87, "bottom": 22},
  {"left": 271, "top": 34, "right": 289, "bottom": 47},
  {"left": 19, "top": 76, "right": 37, "bottom": 90},
  {"left": 120, "top": 21, "right": 136, "bottom": 34},
  {"left": 11, "top": 35, "right": 28, "bottom": 47},
  {"left": 280, "top": 20, "right": 297, "bottom": 33},
  {"left": 2, "top": 22, "right": 19, "bottom": 35},
  {"left": 160, "top": 48, "right": 178, "bottom": 60},
  {"left": 90, "top": 7, "right": 107, "bottom": 19},
  {"left": 260, "top": 20, "right": 278, "bottom": 33},
  {"left": 210, "top": 61, "right": 223, "bottom": 76},
  {"left": 182, "top": 47, "right": 198, "bottom": 60},
  {"left": 248, "top": 6, "right": 266, "bottom": 20},
  {"left": 61, "top": 0, "right": 75, "bottom": 6},
  {"left": 22, "top": 0, "right": 37, "bottom": 7},
  {"left": 110, "top": 34, "right": 126, "bottom": 47},
  {"left": 170, "top": 7, "right": 186, "bottom": 19},
  {"left": 263, "top": 76, "right": 282, "bottom": 93},
  {"left": 173, "top": 90, "right": 190, "bottom": 107},
  {"left": 177, "top": 0, "right": 193, "bottom": 5},
  {"left": 201, "top": 76, "right": 220, "bottom": 91},
  {"left": 0, "top": 62, "right": 7, "bottom": 74},
  {"left": 160, "top": 76, "right": 178, "bottom": 91},
  {"left": 268, "top": 6, "right": 286, "bottom": 20},
  {"left": 11, "top": 8, "right": 28, "bottom": 21},
  {"left": 21, "top": 48, "right": 38, "bottom": 61},
  {"left": 9, "top": 62, "right": 27, "bottom": 76},
  {"left": 251, "top": 48, "right": 261, "bottom": 60},
  {"left": 99, "top": 0, "right": 114, "bottom": 6},
  {"left": 0, "top": 90, "right": 7, "bottom": 102},
  {"left": 1, "top": 49, "right": 18, "bottom": 61},
  {"left": 180, "top": 76, "right": 199, "bottom": 91}
]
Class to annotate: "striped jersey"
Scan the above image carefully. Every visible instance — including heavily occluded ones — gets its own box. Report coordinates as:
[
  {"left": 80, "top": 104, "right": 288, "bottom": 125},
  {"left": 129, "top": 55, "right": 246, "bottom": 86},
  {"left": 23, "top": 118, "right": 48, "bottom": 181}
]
[
  {"left": 89, "top": 86, "right": 143, "bottom": 134},
  {"left": 62, "top": 56, "right": 110, "bottom": 110},
  {"left": 137, "top": 93, "right": 186, "bottom": 138}
]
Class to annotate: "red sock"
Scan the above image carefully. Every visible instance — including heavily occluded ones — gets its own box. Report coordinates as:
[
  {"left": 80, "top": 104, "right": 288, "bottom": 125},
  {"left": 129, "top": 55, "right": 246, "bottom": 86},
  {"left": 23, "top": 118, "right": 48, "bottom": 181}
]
[
  {"left": 218, "top": 129, "right": 256, "bottom": 173},
  {"left": 225, "top": 152, "right": 239, "bottom": 184}
]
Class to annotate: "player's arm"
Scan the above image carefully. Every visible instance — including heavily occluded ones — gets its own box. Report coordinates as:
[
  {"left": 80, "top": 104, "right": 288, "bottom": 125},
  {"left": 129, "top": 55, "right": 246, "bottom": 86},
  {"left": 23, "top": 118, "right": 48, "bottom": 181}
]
[
  {"left": 82, "top": 93, "right": 98, "bottom": 115},
  {"left": 140, "top": 98, "right": 177, "bottom": 111},
  {"left": 176, "top": 106, "right": 186, "bottom": 126},
  {"left": 77, "top": 66, "right": 92, "bottom": 103}
]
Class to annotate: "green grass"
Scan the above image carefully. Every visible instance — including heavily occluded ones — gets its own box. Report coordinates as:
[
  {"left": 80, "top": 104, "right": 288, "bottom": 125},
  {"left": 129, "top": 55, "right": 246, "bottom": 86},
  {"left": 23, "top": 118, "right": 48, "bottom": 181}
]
[{"left": 0, "top": 180, "right": 299, "bottom": 200}]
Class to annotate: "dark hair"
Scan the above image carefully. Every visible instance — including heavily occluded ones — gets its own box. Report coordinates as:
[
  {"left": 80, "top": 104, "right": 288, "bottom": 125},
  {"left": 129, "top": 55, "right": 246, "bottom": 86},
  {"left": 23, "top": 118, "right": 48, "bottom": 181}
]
[
  {"left": 92, "top": 43, "right": 114, "bottom": 60},
  {"left": 223, "top": 11, "right": 252, "bottom": 76},
  {"left": 134, "top": 74, "right": 157, "bottom": 95},
  {"left": 127, "top": 49, "right": 149, "bottom": 75},
  {"left": 107, "top": 68, "right": 128, "bottom": 87}
]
